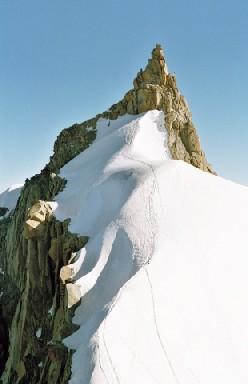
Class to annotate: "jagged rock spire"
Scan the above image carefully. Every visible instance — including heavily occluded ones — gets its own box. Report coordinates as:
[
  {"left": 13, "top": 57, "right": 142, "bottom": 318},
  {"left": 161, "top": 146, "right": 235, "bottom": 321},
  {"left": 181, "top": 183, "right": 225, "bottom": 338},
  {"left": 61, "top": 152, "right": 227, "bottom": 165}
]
[{"left": 133, "top": 44, "right": 168, "bottom": 89}]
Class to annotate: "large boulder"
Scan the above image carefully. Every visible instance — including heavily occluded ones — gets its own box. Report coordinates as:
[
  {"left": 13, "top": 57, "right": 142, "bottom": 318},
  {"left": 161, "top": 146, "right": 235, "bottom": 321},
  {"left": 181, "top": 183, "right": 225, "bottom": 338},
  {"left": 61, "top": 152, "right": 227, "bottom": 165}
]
[{"left": 24, "top": 200, "right": 54, "bottom": 239}]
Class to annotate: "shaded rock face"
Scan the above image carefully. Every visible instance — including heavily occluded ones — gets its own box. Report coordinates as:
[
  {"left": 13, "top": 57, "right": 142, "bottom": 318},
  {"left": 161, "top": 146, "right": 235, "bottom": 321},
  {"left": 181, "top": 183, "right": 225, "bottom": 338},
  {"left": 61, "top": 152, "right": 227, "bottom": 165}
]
[
  {"left": 48, "top": 124, "right": 97, "bottom": 174},
  {"left": 0, "top": 173, "right": 88, "bottom": 383},
  {"left": 0, "top": 208, "right": 8, "bottom": 217},
  {"left": 0, "top": 314, "right": 8, "bottom": 376},
  {"left": 0, "top": 44, "right": 213, "bottom": 383}
]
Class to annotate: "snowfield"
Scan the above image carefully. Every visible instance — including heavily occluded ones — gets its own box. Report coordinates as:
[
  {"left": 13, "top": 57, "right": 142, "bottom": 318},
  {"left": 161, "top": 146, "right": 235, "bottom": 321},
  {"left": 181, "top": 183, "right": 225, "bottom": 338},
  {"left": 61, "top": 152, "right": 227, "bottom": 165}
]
[
  {"left": 0, "top": 184, "right": 23, "bottom": 218},
  {"left": 54, "top": 110, "right": 248, "bottom": 384}
]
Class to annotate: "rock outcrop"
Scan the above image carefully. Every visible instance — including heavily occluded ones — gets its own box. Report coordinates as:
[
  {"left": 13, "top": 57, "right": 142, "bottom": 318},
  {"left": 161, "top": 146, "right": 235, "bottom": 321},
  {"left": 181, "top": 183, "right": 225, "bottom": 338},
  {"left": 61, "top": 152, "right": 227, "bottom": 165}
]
[
  {"left": 0, "top": 173, "right": 87, "bottom": 383},
  {"left": 0, "top": 208, "right": 8, "bottom": 217},
  {"left": 23, "top": 200, "right": 54, "bottom": 239},
  {"left": 0, "top": 44, "right": 214, "bottom": 383},
  {"left": 106, "top": 44, "right": 214, "bottom": 172}
]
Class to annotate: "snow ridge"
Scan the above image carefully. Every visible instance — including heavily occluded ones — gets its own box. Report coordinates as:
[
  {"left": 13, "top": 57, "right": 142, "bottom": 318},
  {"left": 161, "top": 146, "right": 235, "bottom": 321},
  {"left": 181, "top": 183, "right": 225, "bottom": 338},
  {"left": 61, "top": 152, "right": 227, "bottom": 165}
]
[
  {"left": 54, "top": 110, "right": 171, "bottom": 383},
  {"left": 54, "top": 110, "right": 248, "bottom": 384}
]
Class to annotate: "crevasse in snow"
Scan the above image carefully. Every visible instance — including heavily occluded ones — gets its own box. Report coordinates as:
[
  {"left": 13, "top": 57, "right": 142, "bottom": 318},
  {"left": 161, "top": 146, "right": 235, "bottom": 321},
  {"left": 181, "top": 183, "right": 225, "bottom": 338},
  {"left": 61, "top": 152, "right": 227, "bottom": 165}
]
[{"left": 54, "top": 110, "right": 248, "bottom": 384}]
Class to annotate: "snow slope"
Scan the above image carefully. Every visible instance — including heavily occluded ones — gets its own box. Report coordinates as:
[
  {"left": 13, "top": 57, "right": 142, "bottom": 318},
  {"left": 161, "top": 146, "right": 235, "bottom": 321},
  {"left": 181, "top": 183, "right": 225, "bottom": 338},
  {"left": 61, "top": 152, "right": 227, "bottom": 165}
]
[
  {"left": 0, "top": 184, "right": 23, "bottom": 217},
  {"left": 54, "top": 110, "right": 248, "bottom": 384}
]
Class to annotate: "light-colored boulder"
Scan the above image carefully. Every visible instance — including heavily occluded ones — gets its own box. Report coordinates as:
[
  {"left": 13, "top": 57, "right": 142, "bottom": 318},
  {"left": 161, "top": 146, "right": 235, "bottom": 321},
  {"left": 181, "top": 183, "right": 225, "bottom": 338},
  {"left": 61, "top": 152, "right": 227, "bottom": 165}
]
[
  {"left": 60, "top": 265, "right": 74, "bottom": 284},
  {"left": 24, "top": 200, "right": 54, "bottom": 239},
  {"left": 66, "top": 283, "right": 81, "bottom": 308}
]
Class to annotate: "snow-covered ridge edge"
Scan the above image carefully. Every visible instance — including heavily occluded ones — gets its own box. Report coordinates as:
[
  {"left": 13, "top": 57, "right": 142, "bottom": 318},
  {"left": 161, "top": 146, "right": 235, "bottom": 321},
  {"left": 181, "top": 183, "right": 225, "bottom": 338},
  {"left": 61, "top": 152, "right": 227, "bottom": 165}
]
[
  {"left": 53, "top": 110, "right": 171, "bottom": 382},
  {"left": 54, "top": 109, "right": 248, "bottom": 384},
  {"left": 0, "top": 184, "right": 23, "bottom": 219}
]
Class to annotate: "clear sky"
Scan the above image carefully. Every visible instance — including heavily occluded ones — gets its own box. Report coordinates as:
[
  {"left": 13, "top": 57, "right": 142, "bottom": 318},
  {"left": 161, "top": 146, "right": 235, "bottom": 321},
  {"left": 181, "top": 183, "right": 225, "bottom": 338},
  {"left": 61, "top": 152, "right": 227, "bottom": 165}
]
[{"left": 0, "top": 0, "right": 247, "bottom": 192}]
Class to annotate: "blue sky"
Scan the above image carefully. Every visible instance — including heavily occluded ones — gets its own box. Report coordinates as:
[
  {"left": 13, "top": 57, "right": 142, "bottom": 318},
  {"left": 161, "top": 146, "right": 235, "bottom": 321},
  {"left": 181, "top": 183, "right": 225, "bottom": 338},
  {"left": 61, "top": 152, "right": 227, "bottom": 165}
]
[{"left": 0, "top": 0, "right": 247, "bottom": 191}]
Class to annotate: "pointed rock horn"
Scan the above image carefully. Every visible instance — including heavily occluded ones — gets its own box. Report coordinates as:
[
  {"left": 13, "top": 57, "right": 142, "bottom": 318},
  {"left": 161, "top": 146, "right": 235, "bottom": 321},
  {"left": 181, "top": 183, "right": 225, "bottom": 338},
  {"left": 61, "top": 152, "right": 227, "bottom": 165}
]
[{"left": 133, "top": 44, "right": 168, "bottom": 89}]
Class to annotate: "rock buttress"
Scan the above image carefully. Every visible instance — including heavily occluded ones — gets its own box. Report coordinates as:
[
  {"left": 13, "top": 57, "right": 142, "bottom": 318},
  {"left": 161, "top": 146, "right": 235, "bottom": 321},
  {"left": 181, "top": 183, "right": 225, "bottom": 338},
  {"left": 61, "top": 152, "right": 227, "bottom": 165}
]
[{"left": 0, "top": 173, "right": 88, "bottom": 383}]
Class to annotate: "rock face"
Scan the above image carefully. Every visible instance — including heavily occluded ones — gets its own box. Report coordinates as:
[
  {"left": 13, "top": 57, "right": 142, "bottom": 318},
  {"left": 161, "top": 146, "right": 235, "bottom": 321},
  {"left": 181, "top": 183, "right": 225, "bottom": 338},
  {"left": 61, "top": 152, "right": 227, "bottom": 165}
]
[
  {"left": 103, "top": 44, "right": 213, "bottom": 172},
  {"left": 0, "top": 173, "right": 88, "bottom": 383},
  {"left": 0, "top": 208, "right": 8, "bottom": 217},
  {"left": 0, "top": 44, "right": 214, "bottom": 383}
]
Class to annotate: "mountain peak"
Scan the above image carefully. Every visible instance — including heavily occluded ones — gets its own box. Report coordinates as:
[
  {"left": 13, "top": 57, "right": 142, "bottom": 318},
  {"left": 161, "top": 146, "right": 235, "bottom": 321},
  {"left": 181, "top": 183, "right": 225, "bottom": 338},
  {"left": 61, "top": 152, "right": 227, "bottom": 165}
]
[
  {"left": 47, "top": 44, "right": 214, "bottom": 176},
  {"left": 133, "top": 44, "right": 168, "bottom": 89},
  {"left": 0, "top": 44, "right": 223, "bottom": 383}
]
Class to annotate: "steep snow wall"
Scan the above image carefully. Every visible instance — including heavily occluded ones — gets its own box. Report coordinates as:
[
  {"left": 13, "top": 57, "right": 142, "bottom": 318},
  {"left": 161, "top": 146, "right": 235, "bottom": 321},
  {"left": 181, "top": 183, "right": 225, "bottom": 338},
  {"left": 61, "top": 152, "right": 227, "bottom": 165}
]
[{"left": 54, "top": 110, "right": 248, "bottom": 384}]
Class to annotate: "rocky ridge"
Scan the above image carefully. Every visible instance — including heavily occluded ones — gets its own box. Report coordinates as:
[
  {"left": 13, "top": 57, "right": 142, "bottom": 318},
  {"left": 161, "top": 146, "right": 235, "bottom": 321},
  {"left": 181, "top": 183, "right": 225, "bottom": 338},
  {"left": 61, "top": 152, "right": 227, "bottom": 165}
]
[
  {"left": 47, "top": 44, "right": 214, "bottom": 174},
  {"left": 0, "top": 44, "right": 213, "bottom": 383}
]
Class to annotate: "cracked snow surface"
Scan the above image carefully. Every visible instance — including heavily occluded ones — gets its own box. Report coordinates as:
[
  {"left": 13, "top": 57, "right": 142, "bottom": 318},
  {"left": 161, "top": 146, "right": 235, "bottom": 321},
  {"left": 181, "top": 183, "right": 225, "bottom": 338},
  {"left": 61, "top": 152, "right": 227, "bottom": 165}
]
[{"left": 54, "top": 110, "right": 248, "bottom": 384}]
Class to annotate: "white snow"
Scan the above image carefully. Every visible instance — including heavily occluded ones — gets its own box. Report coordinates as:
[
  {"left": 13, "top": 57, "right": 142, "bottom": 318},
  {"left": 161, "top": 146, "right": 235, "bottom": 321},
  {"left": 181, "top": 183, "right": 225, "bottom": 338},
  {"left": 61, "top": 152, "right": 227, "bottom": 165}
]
[
  {"left": 54, "top": 110, "right": 248, "bottom": 383},
  {"left": 0, "top": 183, "right": 23, "bottom": 217},
  {"left": 47, "top": 201, "right": 59, "bottom": 212},
  {"left": 48, "top": 307, "right": 54, "bottom": 316},
  {"left": 36, "top": 328, "right": 42, "bottom": 338}
]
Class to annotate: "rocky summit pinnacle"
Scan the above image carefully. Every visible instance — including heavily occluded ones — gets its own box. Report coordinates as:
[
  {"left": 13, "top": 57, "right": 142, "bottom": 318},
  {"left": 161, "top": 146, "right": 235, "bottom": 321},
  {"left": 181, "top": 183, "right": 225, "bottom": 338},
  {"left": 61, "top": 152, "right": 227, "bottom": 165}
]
[
  {"left": 48, "top": 44, "right": 214, "bottom": 174},
  {"left": 133, "top": 44, "right": 168, "bottom": 88}
]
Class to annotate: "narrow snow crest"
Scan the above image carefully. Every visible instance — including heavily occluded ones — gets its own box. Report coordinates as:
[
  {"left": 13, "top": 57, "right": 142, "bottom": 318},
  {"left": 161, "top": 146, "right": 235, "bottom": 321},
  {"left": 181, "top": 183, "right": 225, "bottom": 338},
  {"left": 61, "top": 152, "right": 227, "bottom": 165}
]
[{"left": 54, "top": 110, "right": 172, "bottom": 382}]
